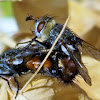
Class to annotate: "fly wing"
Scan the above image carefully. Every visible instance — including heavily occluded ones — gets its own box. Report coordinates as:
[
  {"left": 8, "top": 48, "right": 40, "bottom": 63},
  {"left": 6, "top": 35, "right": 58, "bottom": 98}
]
[
  {"left": 82, "top": 41, "right": 100, "bottom": 61},
  {"left": 61, "top": 45, "right": 91, "bottom": 86}
]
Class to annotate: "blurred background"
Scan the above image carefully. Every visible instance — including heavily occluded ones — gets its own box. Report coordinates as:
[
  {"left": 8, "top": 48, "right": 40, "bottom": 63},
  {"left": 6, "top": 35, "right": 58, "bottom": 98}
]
[{"left": 0, "top": 0, "right": 100, "bottom": 100}]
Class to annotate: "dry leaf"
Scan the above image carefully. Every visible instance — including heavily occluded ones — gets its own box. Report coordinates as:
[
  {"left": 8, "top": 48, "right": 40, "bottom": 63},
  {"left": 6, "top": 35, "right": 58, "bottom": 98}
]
[
  {"left": 76, "top": 56, "right": 100, "bottom": 100},
  {"left": 68, "top": 1, "right": 96, "bottom": 36},
  {"left": 12, "top": 0, "right": 68, "bottom": 33},
  {"left": 0, "top": 79, "right": 9, "bottom": 100}
]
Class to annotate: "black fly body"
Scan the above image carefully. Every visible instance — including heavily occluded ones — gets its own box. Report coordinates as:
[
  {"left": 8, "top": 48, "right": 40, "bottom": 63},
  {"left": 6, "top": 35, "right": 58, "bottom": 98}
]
[
  {"left": 0, "top": 43, "right": 48, "bottom": 97},
  {"left": 26, "top": 15, "right": 100, "bottom": 86}
]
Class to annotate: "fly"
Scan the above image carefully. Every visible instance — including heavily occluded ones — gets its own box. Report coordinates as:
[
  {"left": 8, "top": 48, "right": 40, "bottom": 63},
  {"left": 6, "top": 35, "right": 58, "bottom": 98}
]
[
  {"left": 0, "top": 43, "right": 49, "bottom": 97},
  {"left": 25, "top": 15, "right": 100, "bottom": 86}
]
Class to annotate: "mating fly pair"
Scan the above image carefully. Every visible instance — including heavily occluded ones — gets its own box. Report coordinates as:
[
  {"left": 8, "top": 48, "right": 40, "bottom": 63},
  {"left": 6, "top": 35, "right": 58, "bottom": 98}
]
[{"left": 0, "top": 15, "right": 100, "bottom": 97}]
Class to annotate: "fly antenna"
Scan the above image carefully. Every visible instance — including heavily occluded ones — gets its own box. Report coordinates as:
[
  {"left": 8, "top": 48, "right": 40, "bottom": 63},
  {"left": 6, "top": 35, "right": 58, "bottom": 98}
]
[{"left": 26, "top": 15, "right": 37, "bottom": 21}]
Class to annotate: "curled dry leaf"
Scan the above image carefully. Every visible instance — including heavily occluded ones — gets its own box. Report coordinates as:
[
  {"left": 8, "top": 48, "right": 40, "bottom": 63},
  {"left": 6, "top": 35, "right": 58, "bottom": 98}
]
[
  {"left": 12, "top": 0, "right": 68, "bottom": 33},
  {"left": 76, "top": 55, "right": 100, "bottom": 100},
  {"left": 68, "top": 1, "right": 100, "bottom": 50},
  {"left": 0, "top": 79, "right": 9, "bottom": 100},
  {"left": 0, "top": 33, "right": 16, "bottom": 48},
  {"left": 7, "top": 73, "right": 92, "bottom": 100},
  {"left": 20, "top": 88, "right": 54, "bottom": 100},
  {"left": 68, "top": 1, "right": 97, "bottom": 36}
]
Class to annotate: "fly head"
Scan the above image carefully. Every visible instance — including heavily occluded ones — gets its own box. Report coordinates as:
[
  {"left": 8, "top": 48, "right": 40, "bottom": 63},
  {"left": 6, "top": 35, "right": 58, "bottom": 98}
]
[{"left": 34, "top": 16, "right": 56, "bottom": 41}]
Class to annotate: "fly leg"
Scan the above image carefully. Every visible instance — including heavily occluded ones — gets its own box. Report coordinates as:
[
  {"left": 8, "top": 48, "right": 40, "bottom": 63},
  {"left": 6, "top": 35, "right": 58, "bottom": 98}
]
[
  {"left": 13, "top": 76, "right": 19, "bottom": 98},
  {"left": 16, "top": 36, "right": 37, "bottom": 49},
  {"left": 22, "top": 36, "right": 37, "bottom": 50},
  {"left": 44, "top": 52, "right": 60, "bottom": 77},
  {"left": 0, "top": 77, "right": 12, "bottom": 90},
  {"left": 52, "top": 53, "right": 60, "bottom": 76},
  {"left": 16, "top": 41, "right": 31, "bottom": 48},
  {"left": 35, "top": 40, "right": 50, "bottom": 48}
]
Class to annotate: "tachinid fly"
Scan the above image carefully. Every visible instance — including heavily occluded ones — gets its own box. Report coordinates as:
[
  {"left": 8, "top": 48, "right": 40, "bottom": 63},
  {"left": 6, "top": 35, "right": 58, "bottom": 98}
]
[
  {"left": 0, "top": 44, "right": 49, "bottom": 97},
  {"left": 26, "top": 15, "right": 100, "bottom": 86}
]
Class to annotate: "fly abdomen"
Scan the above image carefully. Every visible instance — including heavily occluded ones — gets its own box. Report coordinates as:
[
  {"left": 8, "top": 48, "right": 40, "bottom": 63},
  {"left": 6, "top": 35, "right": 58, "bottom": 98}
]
[
  {"left": 25, "top": 55, "right": 53, "bottom": 72},
  {"left": 60, "top": 57, "right": 78, "bottom": 83}
]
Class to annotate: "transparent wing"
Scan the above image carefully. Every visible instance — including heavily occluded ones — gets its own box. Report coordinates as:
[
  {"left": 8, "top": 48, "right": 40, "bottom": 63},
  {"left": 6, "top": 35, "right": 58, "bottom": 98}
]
[
  {"left": 82, "top": 41, "right": 100, "bottom": 61},
  {"left": 61, "top": 45, "right": 91, "bottom": 86}
]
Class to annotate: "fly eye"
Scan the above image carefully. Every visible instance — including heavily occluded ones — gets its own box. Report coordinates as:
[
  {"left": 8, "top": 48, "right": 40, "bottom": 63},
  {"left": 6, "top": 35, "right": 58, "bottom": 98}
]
[{"left": 37, "top": 21, "right": 45, "bottom": 33}]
